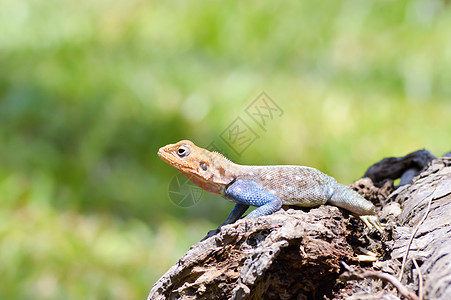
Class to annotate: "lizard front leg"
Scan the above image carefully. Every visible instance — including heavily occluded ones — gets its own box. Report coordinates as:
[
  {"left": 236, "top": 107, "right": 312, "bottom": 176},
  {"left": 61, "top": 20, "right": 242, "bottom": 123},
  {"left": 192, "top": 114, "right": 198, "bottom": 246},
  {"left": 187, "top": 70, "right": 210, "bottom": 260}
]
[
  {"left": 224, "top": 179, "right": 283, "bottom": 224},
  {"left": 219, "top": 203, "right": 249, "bottom": 227}
]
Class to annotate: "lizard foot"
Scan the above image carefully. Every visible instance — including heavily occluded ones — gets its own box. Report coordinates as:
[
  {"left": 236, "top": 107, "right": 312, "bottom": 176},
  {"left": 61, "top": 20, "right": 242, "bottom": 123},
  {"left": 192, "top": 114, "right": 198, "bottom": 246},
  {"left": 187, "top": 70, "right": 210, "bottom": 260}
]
[{"left": 359, "top": 215, "right": 386, "bottom": 233}]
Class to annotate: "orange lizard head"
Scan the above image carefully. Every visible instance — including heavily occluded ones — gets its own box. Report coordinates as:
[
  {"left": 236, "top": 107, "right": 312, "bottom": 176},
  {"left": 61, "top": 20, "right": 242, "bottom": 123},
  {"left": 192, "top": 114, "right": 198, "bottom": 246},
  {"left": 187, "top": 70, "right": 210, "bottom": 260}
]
[{"left": 158, "top": 140, "right": 236, "bottom": 195}]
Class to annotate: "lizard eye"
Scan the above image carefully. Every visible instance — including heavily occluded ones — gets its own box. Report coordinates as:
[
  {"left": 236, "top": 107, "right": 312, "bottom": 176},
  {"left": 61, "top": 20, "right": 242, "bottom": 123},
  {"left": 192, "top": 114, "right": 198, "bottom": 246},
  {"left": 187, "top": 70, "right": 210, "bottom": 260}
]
[
  {"left": 200, "top": 162, "right": 208, "bottom": 171},
  {"left": 177, "top": 146, "right": 190, "bottom": 158}
]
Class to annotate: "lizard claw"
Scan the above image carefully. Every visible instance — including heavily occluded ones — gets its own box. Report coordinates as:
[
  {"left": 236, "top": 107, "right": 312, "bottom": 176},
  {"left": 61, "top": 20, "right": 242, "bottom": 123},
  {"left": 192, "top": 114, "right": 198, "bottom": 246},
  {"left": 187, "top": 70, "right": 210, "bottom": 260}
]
[
  {"left": 359, "top": 215, "right": 386, "bottom": 233},
  {"left": 357, "top": 246, "right": 379, "bottom": 262}
]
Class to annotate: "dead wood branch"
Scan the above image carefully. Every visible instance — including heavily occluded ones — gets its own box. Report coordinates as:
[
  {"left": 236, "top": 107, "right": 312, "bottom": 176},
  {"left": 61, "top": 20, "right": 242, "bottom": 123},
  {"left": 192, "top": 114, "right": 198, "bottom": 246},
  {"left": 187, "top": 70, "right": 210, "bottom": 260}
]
[
  {"left": 340, "top": 261, "right": 418, "bottom": 300},
  {"left": 149, "top": 152, "right": 451, "bottom": 299}
]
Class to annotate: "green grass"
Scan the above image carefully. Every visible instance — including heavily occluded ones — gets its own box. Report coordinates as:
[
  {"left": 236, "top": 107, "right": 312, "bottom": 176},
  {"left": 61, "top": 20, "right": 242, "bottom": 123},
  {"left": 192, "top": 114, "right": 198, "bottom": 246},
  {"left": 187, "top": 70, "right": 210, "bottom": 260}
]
[{"left": 1, "top": 0, "right": 450, "bottom": 298}]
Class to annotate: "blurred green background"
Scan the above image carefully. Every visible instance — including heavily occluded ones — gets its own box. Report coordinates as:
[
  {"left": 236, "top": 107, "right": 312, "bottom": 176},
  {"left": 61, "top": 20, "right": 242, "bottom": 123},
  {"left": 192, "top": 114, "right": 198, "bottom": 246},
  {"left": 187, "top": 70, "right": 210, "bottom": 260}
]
[{"left": 1, "top": 0, "right": 450, "bottom": 298}]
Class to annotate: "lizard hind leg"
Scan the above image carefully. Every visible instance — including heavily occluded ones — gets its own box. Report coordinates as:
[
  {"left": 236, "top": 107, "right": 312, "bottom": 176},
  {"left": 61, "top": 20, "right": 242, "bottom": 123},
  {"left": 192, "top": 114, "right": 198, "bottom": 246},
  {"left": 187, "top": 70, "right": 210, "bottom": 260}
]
[
  {"left": 328, "top": 182, "right": 376, "bottom": 215},
  {"left": 328, "top": 183, "right": 385, "bottom": 233},
  {"left": 359, "top": 215, "right": 386, "bottom": 233}
]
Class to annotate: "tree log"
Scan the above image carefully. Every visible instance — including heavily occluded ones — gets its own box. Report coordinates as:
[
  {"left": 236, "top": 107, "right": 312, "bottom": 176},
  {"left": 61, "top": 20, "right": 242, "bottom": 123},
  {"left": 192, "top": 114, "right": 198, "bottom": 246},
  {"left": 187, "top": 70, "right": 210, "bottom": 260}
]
[{"left": 148, "top": 151, "right": 451, "bottom": 299}]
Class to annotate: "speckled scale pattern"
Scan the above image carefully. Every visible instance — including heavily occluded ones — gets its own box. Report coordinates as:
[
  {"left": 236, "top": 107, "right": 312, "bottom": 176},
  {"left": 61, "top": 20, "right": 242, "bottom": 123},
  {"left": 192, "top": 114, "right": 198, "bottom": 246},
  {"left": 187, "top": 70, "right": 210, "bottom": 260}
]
[
  {"left": 237, "top": 166, "right": 336, "bottom": 206},
  {"left": 228, "top": 165, "right": 376, "bottom": 215}
]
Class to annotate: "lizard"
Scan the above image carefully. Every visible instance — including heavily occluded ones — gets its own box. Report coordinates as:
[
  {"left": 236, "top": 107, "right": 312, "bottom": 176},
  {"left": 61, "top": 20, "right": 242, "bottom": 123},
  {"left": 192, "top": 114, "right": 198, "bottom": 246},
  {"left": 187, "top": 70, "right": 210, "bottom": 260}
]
[{"left": 158, "top": 140, "right": 384, "bottom": 233}]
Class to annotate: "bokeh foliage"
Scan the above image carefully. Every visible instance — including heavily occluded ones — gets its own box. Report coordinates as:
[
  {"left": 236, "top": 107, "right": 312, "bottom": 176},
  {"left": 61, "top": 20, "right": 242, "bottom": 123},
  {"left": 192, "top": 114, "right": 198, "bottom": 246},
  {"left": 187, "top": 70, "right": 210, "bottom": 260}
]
[{"left": 1, "top": 0, "right": 450, "bottom": 298}]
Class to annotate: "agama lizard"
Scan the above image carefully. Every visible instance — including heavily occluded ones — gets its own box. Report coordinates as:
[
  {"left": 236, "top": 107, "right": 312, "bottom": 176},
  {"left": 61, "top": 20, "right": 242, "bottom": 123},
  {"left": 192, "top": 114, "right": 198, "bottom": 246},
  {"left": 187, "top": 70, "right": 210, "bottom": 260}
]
[{"left": 158, "top": 140, "right": 384, "bottom": 233}]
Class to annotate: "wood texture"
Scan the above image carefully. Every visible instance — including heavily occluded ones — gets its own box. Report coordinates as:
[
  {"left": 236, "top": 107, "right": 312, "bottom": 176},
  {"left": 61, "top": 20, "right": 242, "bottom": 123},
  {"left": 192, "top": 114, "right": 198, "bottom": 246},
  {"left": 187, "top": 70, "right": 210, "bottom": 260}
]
[{"left": 149, "top": 151, "right": 451, "bottom": 299}]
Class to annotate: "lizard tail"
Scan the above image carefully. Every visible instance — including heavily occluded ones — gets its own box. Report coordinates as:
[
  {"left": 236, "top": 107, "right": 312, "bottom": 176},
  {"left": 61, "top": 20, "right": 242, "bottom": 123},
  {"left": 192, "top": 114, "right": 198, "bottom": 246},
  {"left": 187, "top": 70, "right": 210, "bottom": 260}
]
[{"left": 327, "top": 183, "right": 376, "bottom": 216}]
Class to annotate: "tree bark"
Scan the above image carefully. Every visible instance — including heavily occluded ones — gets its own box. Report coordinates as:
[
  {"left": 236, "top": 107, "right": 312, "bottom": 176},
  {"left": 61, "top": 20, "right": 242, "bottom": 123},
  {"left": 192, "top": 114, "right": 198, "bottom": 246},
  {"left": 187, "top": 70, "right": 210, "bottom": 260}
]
[{"left": 148, "top": 151, "right": 451, "bottom": 300}]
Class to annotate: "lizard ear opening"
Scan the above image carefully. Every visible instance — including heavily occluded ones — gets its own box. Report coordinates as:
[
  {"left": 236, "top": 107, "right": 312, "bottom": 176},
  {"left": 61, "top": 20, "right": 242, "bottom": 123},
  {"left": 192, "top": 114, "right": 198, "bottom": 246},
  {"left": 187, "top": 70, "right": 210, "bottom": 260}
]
[
  {"left": 177, "top": 146, "right": 190, "bottom": 158},
  {"left": 200, "top": 162, "right": 208, "bottom": 171}
]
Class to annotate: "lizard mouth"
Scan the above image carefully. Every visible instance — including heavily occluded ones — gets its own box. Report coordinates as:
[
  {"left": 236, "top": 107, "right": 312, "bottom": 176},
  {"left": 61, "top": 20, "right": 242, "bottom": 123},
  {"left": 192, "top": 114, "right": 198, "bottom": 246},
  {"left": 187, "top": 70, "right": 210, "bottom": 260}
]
[
  {"left": 158, "top": 146, "right": 189, "bottom": 170},
  {"left": 157, "top": 147, "right": 171, "bottom": 162}
]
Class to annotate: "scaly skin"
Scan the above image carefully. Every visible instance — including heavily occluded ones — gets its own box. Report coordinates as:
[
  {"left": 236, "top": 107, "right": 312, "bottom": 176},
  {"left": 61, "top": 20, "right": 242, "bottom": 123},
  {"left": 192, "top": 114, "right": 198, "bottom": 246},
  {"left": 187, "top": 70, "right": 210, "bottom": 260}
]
[{"left": 158, "top": 140, "right": 383, "bottom": 232}]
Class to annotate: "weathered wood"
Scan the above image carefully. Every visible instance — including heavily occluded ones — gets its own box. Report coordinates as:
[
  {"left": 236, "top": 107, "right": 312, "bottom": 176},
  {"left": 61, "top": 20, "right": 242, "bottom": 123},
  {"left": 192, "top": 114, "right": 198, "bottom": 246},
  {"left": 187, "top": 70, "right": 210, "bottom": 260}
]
[
  {"left": 385, "top": 156, "right": 451, "bottom": 300},
  {"left": 338, "top": 155, "right": 451, "bottom": 299},
  {"left": 148, "top": 151, "right": 451, "bottom": 300},
  {"left": 148, "top": 205, "right": 378, "bottom": 299}
]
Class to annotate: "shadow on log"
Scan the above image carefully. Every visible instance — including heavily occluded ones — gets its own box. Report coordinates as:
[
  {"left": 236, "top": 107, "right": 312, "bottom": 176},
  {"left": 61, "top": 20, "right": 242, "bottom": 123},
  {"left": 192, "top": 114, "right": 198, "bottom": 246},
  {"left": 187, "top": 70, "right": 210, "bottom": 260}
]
[{"left": 149, "top": 150, "right": 451, "bottom": 300}]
